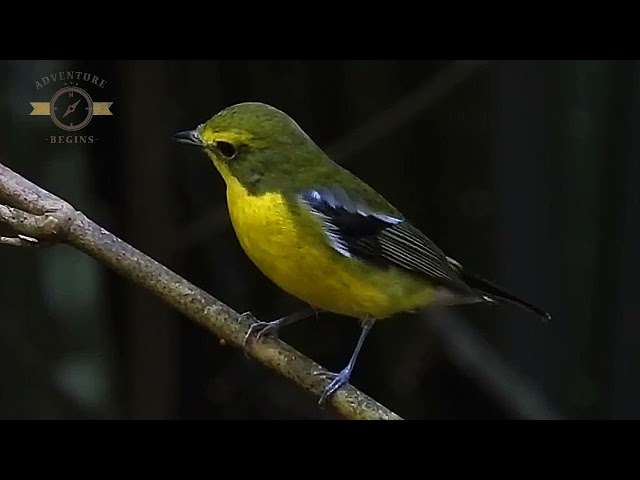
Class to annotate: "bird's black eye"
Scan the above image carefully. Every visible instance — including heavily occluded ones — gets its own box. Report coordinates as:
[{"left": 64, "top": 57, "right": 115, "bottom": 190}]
[{"left": 216, "top": 141, "right": 236, "bottom": 159}]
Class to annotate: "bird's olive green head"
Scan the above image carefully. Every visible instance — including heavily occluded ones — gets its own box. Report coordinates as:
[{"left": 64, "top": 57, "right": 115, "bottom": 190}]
[{"left": 174, "top": 102, "right": 329, "bottom": 194}]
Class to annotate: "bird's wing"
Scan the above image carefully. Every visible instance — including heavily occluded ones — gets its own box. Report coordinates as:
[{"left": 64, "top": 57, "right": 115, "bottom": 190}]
[{"left": 299, "top": 186, "right": 473, "bottom": 295}]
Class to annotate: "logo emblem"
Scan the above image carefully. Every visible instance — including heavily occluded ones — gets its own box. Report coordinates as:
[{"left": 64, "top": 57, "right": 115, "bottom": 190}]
[{"left": 29, "top": 72, "right": 113, "bottom": 143}]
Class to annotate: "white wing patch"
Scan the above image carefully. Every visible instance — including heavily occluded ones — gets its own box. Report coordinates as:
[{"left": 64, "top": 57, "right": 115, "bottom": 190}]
[
  {"left": 303, "top": 189, "right": 351, "bottom": 255},
  {"left": 323, "top": 215, "right": 352, "bottom": 257}
]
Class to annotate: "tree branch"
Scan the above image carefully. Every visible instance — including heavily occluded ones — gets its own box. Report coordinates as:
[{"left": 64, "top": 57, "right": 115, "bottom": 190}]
[{"left": 0, "top": 162, "right": 401, "bottom": 420}]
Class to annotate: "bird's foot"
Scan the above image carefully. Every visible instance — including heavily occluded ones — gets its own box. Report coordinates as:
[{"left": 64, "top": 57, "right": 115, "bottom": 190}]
[
  {"left": 316, "top": 367, "right": 352, "bottom": 406},
  {"left": 243, "top": 320, "right": 282, "bottom": 347},
  {"left": 241, "top": 312, "right": 283, "bottom": 352}
]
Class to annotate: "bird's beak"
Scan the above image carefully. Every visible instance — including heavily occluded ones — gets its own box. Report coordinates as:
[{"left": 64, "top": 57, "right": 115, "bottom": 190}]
[{"left": 173, "top": 129, "right": 203, "bottom": 146}]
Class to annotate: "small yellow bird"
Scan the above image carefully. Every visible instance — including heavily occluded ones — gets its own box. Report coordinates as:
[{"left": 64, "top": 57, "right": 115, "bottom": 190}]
[{"left": 175, "top": 102, "right": 550, "bottom": 405}]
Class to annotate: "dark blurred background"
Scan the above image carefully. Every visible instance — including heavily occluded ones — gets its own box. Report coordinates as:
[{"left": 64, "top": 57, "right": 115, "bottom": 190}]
[{"left": 0, "top": 60, "right": 638, "bottom": 420}]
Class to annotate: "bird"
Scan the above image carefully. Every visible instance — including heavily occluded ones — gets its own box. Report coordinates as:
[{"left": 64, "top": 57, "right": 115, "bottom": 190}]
[{"left": 174, "top": 102, "right": 551, "bottom": 405}]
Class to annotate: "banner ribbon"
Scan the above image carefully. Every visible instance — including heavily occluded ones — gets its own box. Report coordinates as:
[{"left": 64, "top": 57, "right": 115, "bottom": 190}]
[{"left": 30, "top": 102, "right": 113, "bottom": 116}]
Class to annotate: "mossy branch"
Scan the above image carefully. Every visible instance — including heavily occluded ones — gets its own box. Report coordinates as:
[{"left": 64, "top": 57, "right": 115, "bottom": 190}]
[{"left": 0, "top": 162, "right": 401, "bottom": 420}]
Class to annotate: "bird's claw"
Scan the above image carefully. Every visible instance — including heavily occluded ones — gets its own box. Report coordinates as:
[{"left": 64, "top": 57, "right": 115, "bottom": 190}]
[
  {"left": 243, "top": 321, "right": 281, "bottom": 348},
  {"left": 241, "top": 312, "right": 283, "bottom": 356},
  {"left": 239, "top": 311, "right": 257, "bottom": 323},
  {"left": 316, "top": 367, "right": 352, "bottom": 406}
]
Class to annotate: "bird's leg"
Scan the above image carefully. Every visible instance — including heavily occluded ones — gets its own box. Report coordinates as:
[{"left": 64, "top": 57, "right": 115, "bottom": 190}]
[
  {"left": 317, "top": 318, "right": 375, "bottom": 405},
  {"left": 242, "top": 306, "right": 319, "bottom": 350}
]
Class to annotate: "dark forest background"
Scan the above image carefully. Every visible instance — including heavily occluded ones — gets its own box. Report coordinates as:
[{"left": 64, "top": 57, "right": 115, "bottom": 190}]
[{"left": 0, "top": 60, "right": 638, "bottom": 420}]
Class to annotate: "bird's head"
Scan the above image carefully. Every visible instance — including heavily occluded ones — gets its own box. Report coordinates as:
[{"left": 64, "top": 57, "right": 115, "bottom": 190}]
[{"left": 174, "top": 102, "right": 325, "bottom": 192}]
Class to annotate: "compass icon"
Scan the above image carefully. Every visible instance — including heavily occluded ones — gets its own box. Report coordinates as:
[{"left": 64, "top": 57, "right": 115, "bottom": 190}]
[{"left": 50, "top": 86, "right": 94, "bottom": 132}]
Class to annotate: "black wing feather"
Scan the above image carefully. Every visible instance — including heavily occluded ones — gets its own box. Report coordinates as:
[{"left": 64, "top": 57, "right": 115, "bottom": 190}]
[{"left": 300, "top": 186, "right": 473, "bottom": 296}]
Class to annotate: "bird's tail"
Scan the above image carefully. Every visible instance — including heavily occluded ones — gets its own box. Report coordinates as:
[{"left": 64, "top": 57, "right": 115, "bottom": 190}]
[{"left": 447, "top": 257, "right": 551, "bottom": 322}]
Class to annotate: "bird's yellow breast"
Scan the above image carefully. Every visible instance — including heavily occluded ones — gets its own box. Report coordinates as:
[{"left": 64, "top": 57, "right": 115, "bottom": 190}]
[{"left": 222, "top": 175, "right": 437, "bottom": 320}]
